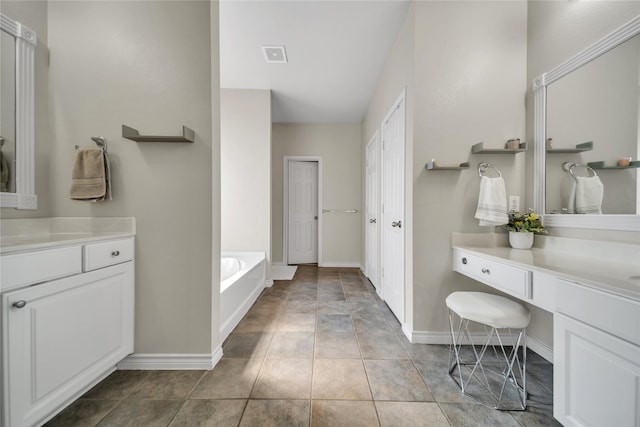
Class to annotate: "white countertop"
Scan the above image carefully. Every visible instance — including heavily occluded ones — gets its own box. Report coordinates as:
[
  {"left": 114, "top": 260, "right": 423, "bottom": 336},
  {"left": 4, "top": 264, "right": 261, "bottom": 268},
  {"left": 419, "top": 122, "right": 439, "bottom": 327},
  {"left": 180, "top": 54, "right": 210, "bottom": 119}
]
[
  {"left": 1, "top": 217, "right": 136, "bottom": 254},
  {"left": 452, "top": 233, "right": 640, "bottom": 302}
]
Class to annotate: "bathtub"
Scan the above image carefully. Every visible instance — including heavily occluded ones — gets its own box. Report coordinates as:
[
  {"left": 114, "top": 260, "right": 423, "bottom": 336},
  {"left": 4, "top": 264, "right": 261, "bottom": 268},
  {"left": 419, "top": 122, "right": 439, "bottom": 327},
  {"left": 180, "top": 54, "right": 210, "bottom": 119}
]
[{"left": 220, "top": 252, "right": 266, "bottom": 341}]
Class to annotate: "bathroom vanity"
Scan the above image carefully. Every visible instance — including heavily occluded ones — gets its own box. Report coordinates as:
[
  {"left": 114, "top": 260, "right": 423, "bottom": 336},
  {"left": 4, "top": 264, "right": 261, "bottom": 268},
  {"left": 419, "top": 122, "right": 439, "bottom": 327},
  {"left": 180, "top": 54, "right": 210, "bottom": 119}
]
[
  {"left": 452, "top": 233, "right": 640, "bottom": 427},
  {"left": 0, "top": 218, "right": 135, "bottom": 427}
]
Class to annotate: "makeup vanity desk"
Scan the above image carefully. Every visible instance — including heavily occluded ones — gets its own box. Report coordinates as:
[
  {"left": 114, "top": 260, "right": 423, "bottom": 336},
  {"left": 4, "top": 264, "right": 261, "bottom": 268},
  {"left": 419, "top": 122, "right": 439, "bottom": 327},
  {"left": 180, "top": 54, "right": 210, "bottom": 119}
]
[{"left": 451, "top": 233, "right": 640, "bottom": 427}]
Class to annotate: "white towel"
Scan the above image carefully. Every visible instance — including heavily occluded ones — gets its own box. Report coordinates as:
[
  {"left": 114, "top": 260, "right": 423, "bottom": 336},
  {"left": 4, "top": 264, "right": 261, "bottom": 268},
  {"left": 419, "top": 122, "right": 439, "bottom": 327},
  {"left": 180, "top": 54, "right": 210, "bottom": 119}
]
[
  {"left": 560, "top": 174, "right": 576, "bottom": 214},
  {"left": 575, "top": 176, "right": 603, "bottom": 214},
  {"left": 474, "top": 176, "right": 508, "bottom": 226}
]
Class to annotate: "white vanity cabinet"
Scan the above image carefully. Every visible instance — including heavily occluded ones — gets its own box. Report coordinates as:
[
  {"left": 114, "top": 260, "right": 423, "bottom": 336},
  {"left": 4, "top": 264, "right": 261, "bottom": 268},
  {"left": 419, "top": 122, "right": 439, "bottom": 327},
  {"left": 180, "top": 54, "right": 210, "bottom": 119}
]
[
  {"left": 554, "top": 279, "right": 640, "bottom": 427},
  {"left": 1, "top": 237, "right": 135, "bottom": 427}
]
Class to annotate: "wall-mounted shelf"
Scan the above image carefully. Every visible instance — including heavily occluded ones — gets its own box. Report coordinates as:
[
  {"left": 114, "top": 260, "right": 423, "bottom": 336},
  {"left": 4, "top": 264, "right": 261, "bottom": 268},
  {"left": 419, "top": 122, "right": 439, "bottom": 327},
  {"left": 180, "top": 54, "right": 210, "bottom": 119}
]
[
  {"left": 426, "top": 161, "right": 470, "bottom": 170},
  {"left": 587, "top": 161, "right": 640, "bottom": 170},
  {"left": 122, "top": 125, "right": 195, "bottom": 143},
  {"left": 547, "top": 141, "right": 593, "bottom": 153},
  {"left": 471, "top": 141, "right": 526, "bottom": 154}
]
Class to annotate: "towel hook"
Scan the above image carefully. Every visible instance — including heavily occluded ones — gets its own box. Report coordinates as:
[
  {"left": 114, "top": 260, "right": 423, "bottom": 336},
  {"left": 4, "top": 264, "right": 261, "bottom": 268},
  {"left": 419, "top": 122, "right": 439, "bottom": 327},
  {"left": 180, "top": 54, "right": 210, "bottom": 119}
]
[
  {"left": 91, "top": 136, "right": 107, "bottom": 152},
  {"left": 562, "top": 161, "right": 597, "bottom": 179},
  {"left": 477, "top": 162, "right": 502, "bottom": 178}
]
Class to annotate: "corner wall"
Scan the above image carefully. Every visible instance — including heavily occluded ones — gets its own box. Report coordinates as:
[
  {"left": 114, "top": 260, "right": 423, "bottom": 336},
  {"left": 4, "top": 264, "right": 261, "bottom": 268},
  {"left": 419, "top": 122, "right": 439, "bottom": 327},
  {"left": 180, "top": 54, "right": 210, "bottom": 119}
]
[
  {"left": 47, "top": 1, "right": 215, "bottom": 357},
  {"left": 221, "top": 89, "right": 271, "bottom": 278}
]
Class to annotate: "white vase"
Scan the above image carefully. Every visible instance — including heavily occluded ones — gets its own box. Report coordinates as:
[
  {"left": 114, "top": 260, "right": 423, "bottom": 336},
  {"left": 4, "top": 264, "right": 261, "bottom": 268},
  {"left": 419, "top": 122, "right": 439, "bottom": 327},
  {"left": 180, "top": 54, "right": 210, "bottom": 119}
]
[{"left": 509, "top": 231, "right": 534, "bottom": 249}]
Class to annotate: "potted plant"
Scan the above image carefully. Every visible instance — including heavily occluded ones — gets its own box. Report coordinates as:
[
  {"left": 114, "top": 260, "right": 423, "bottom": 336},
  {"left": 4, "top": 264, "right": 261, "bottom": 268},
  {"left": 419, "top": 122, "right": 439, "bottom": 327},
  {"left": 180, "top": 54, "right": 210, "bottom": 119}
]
[{"left": 505, "top": 210, "right": 546, "bottom": 249}]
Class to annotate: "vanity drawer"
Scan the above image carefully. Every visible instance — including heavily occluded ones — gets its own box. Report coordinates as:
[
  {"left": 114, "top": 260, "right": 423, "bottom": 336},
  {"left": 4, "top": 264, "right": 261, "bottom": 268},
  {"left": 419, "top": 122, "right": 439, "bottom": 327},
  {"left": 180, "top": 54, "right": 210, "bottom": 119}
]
[
  {"left": 453, "top": 249, "right": 531, "bottom": 299},
  {"left": 1, "top": 246, "right": 82, "bottom": 291},
  {"left": 84, "top": 237, "right": 134, "bottom": 271},
  {"left": 556, "top": 279, "right": 640, "bottom": 346}
]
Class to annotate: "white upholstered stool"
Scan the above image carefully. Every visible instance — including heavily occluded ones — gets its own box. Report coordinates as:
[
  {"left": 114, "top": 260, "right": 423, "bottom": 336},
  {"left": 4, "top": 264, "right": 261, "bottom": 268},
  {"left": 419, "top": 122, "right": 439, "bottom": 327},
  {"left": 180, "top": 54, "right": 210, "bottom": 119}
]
[{"left": 446, "top": 291, "right": 531, "bottom": 410}]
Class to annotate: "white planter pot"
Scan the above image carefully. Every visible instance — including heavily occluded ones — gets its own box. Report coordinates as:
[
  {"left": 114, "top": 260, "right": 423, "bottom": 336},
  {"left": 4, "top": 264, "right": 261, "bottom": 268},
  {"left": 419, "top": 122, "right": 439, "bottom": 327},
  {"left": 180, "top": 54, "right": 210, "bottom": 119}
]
[{"left": 509, "top": 231, "right": 534, "bottom": 249}]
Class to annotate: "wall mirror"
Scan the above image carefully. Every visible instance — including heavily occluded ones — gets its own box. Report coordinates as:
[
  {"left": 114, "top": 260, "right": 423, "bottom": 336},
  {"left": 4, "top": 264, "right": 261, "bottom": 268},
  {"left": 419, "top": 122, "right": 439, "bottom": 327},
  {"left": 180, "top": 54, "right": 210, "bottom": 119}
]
[
  {"left": 534, "top": 15, "right": 640, "bottom": 231},
  {"left": 0, "top": 13, "right": 37, "bottom": 209}
]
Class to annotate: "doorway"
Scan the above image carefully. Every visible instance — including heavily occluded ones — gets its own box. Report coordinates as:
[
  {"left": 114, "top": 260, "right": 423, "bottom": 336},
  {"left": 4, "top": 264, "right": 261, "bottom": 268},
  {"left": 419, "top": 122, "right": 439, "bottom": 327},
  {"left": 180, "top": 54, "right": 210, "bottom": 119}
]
[{"left": 283, "top": 157, "right": 322, "bottom": 265}]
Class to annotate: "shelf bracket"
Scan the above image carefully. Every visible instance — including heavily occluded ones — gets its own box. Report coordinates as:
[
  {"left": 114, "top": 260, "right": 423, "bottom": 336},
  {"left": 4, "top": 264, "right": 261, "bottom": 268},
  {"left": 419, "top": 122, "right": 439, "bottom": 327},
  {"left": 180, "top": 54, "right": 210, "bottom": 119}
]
[{"left": 122, "top": 125, "right": 195, "bottom": 143}]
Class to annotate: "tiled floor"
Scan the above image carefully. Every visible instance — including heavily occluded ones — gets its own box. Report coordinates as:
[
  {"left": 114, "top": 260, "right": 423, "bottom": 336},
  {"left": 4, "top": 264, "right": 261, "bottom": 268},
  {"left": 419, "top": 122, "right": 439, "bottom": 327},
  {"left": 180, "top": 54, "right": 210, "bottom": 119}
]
[{"left": 47, "top": 265, "right": 559, "bottom": 426}]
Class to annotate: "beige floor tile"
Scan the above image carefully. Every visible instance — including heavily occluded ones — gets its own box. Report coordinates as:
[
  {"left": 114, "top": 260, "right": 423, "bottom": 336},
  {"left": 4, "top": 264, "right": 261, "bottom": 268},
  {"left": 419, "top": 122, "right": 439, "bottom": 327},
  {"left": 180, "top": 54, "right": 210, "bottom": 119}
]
[
  {"left": 81, "top": 370, "right": 150, "bottom": 400},
  {"left": 311, "top": 400, "right": 379, "bottom": 427},
  {"left": 364, "top": 360, "right": 434, "bottom": 402},
  {"left": 169, "top": 400, "right": 247, "bottom": 427},
  {"left": 252, "top": 358, "right": 313, "bottom": 399},
  {"left": 357, "top": 334, "right": 409, "bottom": 359},
  {"left": 315, "top": 332, "right": 361, "bottom": 359},
  {"left": 96, "top": 400, "right": 183, "bottom": 427},
  {"left": 190, "top": 358, "right": 262, "bottom": 399},
  {"left": 223, "top": 332, "right": 274, "bottom": 358},
  {"left": 44, "top": 399, "right": 118, "bottom": 427},
  {"left": 376, "top": 402, "right": 450, "bottom": 427},
  {"left": 240, "top": 399, "right": 310, "bottom": 427},
  {"left": 278, "top": 312, "right": 317, "bottom": 332},
  {"left": 267, "top": 331, "right": 315, "bottom": 358},
  {"left": 131, "top": 370, "right": 205, "bottom": 399},
  {"left": 312, "top": 359, "right": 372, "bottom": 400}
]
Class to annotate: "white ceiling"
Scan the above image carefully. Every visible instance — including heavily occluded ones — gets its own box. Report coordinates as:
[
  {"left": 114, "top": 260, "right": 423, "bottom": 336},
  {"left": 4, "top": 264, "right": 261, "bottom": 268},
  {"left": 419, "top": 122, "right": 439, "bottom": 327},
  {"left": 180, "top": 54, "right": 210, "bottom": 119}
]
[{"left": 219, "top": 0, "right": 411, "bottom": 123}]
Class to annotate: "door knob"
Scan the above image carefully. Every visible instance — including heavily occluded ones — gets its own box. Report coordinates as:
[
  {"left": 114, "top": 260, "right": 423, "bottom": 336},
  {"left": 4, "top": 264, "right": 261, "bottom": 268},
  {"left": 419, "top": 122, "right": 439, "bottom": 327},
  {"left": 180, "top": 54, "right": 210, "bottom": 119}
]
[
  {"left": 369, "top": 218, "right": 376, "bottom": 224},
  {"left": 391, "top": 221, "right": 402, "bottom": 228},
  {"left": 314, "top": 216, "right": 318, "bottom": 220}
]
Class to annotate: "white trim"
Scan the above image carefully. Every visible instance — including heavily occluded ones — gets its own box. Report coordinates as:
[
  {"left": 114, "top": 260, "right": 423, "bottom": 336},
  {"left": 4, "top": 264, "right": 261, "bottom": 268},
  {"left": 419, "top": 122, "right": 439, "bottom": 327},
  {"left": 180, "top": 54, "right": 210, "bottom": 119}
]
[
  {"left": 533, "top": 15, "right": 640, "bottom": 231},
  {"left": 117, "top": 347, "right": 223, "bottom": 370},
  {"left": 219, "top": 278, "right": 265, "bottom": 341},
  {"left": 283, "top": 156, "right": 323, "bottom": 266},
  {"left": 407, "top": 331, "right": 553, "bottom": 363},
  {"left": 0, "top": 14, "right": 37, "bottom": 209},
  {"left": 271, "top": 261, "right": 285, "bottom": 267},
  {"left": 265, "top": 279, "right": 274, "bottom": 288},
  {"left": 319, "top": 261, "right": 361, "bottom": 268}
]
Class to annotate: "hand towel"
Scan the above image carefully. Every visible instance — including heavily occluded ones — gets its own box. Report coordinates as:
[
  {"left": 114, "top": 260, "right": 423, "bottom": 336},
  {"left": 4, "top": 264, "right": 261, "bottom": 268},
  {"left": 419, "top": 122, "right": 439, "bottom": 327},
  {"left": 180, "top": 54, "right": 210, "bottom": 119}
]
[
  {"left": 575, "top": 176, "right": 603, "bottom": 214},
  {"left": 0, "top": 151, "right": 8, "bottom": 192},
  {"left": 474, "top": 176, "right": 508, "bottom": 226},
  {"left": 560, "top": 174, "right": 576, "bottom": 214},
  {"left": 69, "top": 148, "right": 112, "bottom": 202}
]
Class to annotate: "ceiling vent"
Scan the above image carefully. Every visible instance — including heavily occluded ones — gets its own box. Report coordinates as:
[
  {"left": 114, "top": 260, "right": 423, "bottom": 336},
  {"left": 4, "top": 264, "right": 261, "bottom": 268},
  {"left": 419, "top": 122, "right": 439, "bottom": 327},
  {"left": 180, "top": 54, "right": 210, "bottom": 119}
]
[{"left": 262, "top": 46, "right": 287, "bottom": 63}]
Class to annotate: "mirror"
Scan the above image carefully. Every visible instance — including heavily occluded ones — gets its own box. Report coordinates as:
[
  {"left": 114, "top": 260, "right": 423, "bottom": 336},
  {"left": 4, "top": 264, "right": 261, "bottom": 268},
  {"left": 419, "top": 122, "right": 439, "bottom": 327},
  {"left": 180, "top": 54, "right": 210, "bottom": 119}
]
[
  {"left": 0, "top": 13, "right": 37, "bottom": 209},
  {"left": 534, "top": 16, "right": 640, "bottom": 231}
]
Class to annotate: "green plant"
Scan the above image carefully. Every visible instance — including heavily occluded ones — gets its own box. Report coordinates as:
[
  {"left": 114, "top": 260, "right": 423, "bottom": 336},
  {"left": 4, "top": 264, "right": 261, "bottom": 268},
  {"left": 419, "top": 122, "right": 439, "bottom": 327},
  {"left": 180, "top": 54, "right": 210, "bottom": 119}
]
[{"left": 505, "top": 210, "right": 546, "bottom": 233}]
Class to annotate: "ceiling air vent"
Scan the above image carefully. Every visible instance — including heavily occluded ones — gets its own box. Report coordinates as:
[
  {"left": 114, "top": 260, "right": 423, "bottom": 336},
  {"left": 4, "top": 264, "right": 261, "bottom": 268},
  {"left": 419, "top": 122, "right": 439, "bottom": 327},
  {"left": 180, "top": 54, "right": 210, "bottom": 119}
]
[{"left": 262, "top": 46, "right": 287, "bottom": 63}]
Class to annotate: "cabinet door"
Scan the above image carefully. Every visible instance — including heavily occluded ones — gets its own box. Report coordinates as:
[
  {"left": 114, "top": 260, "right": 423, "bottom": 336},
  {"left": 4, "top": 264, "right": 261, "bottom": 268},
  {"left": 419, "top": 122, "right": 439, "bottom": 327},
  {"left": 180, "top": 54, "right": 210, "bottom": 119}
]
[
  {"left": 3, "top": 262, "right": 134, "bottom": 427},
  {"left": 554, "top": 313, "right": 640, "bottom": 427}
]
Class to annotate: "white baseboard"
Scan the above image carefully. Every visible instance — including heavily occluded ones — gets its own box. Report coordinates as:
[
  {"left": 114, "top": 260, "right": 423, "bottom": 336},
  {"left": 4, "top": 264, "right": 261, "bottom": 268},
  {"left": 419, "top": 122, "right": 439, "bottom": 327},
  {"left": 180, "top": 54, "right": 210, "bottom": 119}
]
[
  {"left": 319, "top": 261, "right": 361, "bottom": 268},
  {"left": 408, "top": 330, "right": 553, "bottom": 363},
  {"left": 265, "top": 279, "right": 274, "bottom": 288},
  {"left": 117, "top": 346, "right": 223, "bottom": 370}
]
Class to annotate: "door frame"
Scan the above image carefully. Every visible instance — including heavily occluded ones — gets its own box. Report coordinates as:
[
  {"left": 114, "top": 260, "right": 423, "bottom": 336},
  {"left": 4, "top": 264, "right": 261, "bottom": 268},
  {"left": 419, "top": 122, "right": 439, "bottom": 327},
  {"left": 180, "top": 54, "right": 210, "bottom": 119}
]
[{"left": 283, "top": 156, "right": 323, "bottom": 266}]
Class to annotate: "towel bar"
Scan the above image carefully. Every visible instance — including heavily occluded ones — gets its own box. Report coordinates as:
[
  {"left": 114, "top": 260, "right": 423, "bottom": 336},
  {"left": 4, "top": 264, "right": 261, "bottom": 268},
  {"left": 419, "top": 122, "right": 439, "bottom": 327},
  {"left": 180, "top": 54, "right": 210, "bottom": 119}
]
[
  {"left": 562, "top": 161, "right": 597, "bottom": 179},
  {"left": 477, "top": 162, "right": 502, "bottom": 178},
  {"left": 322, "top": 209, "right": 359, "bottom": 213}
]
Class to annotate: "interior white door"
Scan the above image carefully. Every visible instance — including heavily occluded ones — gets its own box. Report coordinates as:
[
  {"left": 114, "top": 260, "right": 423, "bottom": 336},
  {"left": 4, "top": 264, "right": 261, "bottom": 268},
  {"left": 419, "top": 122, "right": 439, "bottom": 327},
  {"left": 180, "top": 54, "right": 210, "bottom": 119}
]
[
  {"left": 288, "top": 161, "right": 318, "bottom": 264},
  {"left": 381, "top": 94, "right": 405, "bottom": 322},
  {"left": 365, "top": 134, "right": 379, "bottom": 289}
]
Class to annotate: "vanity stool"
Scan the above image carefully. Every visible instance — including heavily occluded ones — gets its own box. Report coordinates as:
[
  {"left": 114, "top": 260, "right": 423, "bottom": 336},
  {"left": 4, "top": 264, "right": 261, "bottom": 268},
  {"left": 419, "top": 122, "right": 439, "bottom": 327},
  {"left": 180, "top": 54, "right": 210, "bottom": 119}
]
[{"left": 446, "top": 291, "right": 531, "bottom": 410}]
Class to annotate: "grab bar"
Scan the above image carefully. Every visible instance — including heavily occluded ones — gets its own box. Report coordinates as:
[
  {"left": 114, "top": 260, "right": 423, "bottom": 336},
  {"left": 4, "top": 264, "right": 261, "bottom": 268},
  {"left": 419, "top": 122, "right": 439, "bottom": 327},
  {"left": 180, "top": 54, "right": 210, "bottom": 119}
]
[
  {"left": 477, "top": 162, "right": 502, "bottom": 178},
  {"left": 322, "top": 209, "right": 359, "bottom": 213},
  {"left": 562, "top": 161, "right": 597, "bottom": 179}
]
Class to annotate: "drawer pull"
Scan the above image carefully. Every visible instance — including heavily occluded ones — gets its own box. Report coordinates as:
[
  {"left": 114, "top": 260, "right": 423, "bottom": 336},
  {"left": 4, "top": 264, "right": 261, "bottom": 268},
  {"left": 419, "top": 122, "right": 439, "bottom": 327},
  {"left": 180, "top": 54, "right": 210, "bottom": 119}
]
[
  {"left": 462, "top": 257, "right": 467, "bottom": 265},
  {"left": 481, "top": 268, "right": 491, "bottom": 274},
  {"left": 12, "top": 300, "right": 27, "bottom": 309},
  {"left": 111, "top": 250, "right": 120, "bottom": 257}
]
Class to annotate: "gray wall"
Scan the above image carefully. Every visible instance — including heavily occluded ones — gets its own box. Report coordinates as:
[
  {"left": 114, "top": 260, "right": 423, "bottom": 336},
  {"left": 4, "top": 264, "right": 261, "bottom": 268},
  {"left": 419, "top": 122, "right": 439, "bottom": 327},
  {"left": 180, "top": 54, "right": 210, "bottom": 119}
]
[{"left": 47, "top": 1, "right": 216, "bottom": 355}]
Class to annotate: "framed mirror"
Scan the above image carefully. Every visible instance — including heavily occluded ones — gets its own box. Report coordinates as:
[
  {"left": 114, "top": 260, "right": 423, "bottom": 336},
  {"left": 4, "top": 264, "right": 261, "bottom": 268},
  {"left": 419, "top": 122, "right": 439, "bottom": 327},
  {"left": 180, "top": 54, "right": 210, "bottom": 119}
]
[
  {"left": 0, "top": 13, "right": 37, "bottom": 209},
  {"left": 534, "top": 15, "right": 640, "bottom": 231}
]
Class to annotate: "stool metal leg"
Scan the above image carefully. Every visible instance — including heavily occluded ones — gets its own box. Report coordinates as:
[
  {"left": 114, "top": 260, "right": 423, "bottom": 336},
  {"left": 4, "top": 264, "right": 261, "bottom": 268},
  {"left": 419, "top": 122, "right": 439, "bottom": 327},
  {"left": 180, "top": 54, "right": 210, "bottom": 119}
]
[{"left": 447, "top": 309, "right": 528, "bottom": 411}]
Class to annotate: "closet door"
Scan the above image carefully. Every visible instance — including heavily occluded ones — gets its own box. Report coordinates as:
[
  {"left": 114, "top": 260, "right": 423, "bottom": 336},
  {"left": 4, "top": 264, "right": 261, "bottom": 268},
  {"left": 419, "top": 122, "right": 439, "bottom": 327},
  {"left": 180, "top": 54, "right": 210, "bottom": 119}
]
[{"left": 381, "top": 91, "right": 405, "bottom": 322}]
